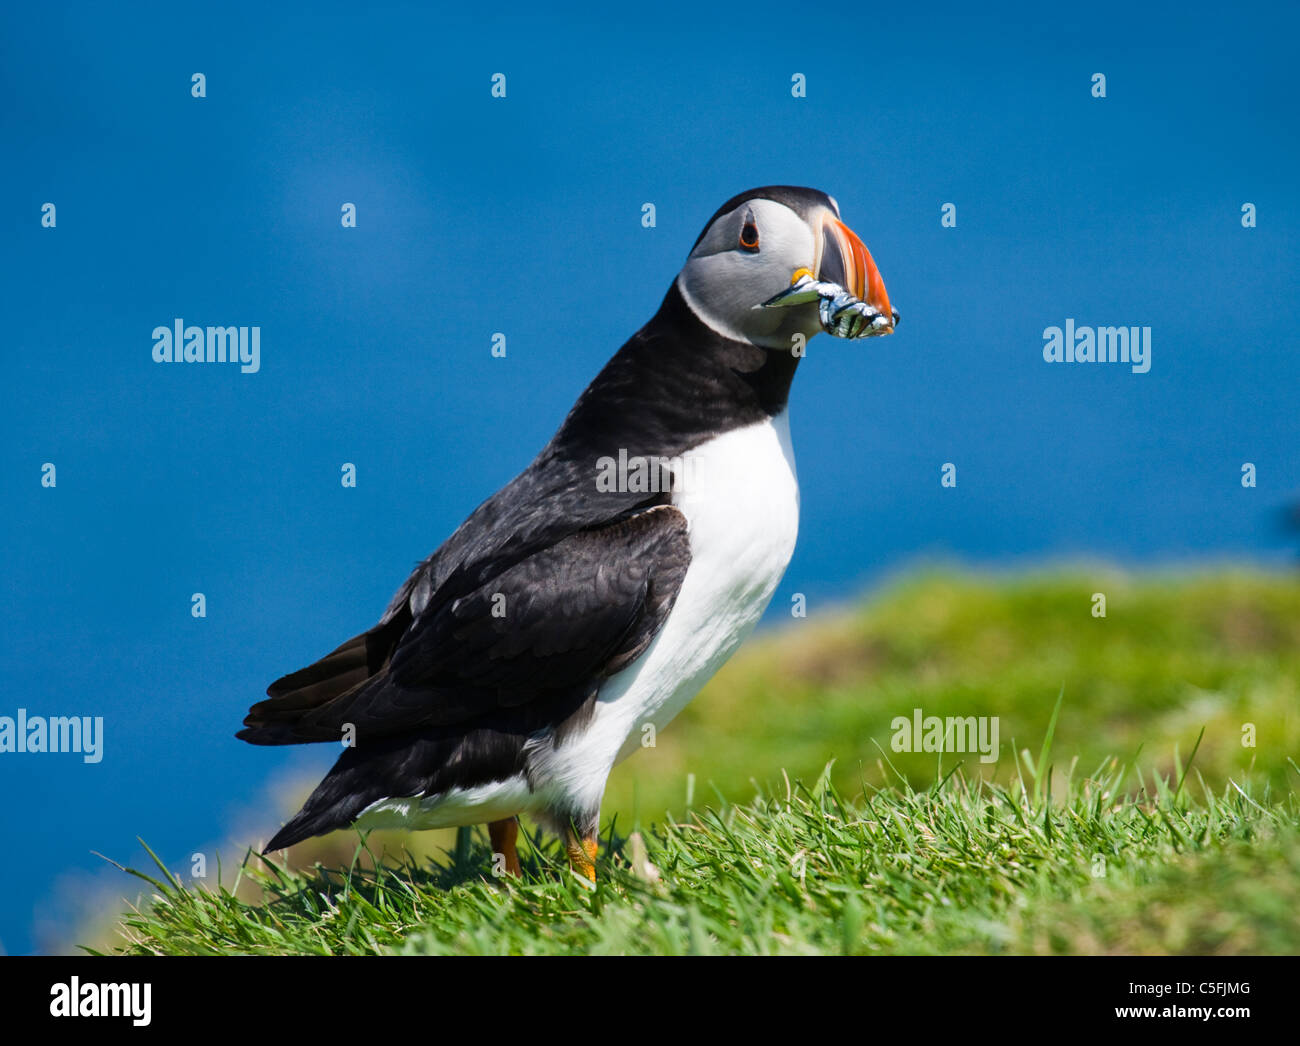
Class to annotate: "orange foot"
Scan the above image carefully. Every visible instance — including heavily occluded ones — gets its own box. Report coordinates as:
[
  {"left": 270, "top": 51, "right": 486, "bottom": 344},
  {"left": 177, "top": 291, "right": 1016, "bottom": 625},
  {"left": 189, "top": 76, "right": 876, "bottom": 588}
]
[
  {"left": 488, "top": 817, "right": 523, "bottom": 878},
  {"left": 565, "top": 828, "right": 598, "bottom": 883}
]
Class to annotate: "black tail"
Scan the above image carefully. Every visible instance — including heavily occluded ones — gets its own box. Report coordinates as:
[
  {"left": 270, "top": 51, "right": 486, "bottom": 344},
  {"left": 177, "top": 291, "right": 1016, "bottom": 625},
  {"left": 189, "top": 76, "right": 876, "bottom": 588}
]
[
  {"left": 261, "top": 745, "right": 395, "bottom": 852},
  {"left": 239, "top": 607, "right": 411, "bottom": 746},
  {"left": 258, "top": 727, "right": 460, "bottom": 853}
]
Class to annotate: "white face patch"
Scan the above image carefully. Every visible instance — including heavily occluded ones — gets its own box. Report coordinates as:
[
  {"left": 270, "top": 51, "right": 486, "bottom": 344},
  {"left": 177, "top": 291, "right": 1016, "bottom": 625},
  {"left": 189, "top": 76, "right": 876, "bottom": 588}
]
[{"left": 677, "top": 199, "right": 824, "bottom": 348}]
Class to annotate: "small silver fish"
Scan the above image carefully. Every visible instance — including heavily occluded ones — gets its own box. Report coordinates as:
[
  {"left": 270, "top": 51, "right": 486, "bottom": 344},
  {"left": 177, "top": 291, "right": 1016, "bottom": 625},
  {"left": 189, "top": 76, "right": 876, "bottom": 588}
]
[{"left": 761, "top": 272, "right": 898, "bottom": 339}]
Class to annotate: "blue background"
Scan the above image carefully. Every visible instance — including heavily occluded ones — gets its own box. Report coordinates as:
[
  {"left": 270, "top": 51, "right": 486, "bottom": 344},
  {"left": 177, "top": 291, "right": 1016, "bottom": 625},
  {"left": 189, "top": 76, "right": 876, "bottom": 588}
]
[{"left": 2, "top": 1, "right": 1296, "bottom": 953}]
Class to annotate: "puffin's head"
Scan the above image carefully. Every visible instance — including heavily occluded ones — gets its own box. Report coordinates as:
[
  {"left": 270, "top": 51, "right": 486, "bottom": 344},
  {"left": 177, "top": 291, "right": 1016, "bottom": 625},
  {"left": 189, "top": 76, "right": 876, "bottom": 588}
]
[{"left": 677, "top": 186, "right": 897, "bottom": 349}]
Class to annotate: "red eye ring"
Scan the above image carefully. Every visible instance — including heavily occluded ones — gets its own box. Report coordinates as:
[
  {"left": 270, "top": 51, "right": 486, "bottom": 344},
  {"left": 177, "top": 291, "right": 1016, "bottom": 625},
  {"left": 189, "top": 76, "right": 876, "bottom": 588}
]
[{"left": 739, "top": 220, "right": 760, "bottom": 252}]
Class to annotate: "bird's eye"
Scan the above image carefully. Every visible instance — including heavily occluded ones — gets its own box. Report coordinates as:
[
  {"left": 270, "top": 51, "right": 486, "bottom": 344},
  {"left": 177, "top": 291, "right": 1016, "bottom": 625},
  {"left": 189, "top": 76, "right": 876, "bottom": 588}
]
[{"left": 739, "top": 219, "right": 760, "bottom": 252}]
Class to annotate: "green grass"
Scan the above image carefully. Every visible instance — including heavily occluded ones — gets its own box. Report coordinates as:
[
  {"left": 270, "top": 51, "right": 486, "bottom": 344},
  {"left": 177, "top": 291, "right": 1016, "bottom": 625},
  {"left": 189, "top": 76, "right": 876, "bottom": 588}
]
[
  {"left": 104, "top": 751, "right": 1300, "bottom": 955},
  {"left": 88, "top": 566, "right": 1300, "bottom": 955},
  {"left": 604, "top": 565, "right": 1300, "bottom": 821}
]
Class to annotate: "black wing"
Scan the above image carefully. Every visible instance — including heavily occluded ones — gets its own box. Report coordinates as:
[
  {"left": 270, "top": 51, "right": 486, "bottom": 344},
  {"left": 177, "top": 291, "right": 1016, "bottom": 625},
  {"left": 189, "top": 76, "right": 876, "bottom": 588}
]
[{"left": 238, "top": 504, "right": 690, "bottom": 746}]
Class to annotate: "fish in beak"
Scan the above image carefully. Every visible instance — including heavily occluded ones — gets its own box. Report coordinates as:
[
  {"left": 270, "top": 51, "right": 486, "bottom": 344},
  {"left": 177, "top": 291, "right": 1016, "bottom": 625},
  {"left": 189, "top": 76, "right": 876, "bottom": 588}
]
[{"left": 760, "top": 213, "right": 898, "bottom": 339}]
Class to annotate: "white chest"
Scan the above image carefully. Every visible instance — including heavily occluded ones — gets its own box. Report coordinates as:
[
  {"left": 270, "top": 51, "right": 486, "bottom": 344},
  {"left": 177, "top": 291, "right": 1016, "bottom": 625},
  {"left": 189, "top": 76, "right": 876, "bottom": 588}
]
[
  {"left": 531, "top": 410, "right": 801, "bottom": 815},
  {"left": 638, "top": 407, "right": 802, "bottom": 733}
]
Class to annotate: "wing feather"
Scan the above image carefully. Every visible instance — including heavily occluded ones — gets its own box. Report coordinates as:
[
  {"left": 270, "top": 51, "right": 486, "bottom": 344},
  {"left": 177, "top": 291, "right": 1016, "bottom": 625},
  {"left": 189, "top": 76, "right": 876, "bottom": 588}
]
[{"left": 238, "top": 505, "right": 690, "bottom": 745}]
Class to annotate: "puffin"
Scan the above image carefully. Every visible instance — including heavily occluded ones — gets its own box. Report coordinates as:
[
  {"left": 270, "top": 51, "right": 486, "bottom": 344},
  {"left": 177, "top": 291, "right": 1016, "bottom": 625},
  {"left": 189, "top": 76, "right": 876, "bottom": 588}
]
[{"left": 239, "top": 186, "right": 897, "bottom": 880}]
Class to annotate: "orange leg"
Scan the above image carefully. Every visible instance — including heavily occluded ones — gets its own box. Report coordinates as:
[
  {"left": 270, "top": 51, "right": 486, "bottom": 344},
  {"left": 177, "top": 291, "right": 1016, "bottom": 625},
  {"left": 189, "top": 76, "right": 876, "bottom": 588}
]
[
  {"left": 488, "top": 817, "right": 523, "bottom": 878},
  {"left": 565, "top": 827, "right": 598, "bottom": 882}
]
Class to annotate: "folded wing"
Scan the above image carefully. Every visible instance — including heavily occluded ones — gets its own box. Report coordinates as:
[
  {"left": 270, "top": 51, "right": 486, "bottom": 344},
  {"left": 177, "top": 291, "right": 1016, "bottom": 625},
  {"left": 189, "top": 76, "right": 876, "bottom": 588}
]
[{"left": 237, "top": 504, "right": 691, "bottom": 746}]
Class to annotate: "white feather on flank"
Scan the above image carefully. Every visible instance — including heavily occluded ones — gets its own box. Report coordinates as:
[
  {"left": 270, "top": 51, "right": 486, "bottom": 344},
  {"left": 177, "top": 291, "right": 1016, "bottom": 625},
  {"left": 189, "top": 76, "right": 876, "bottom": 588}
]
[{"left": 354, "top": 410, "right": 800, "bottom": 832}]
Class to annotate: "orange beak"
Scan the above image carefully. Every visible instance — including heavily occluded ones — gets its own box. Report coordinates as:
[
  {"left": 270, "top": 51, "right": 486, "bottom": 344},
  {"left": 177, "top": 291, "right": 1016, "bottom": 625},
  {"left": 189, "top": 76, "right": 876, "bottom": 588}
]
[{"left": 820, "top": 217, "right": 896, "bottom": 332}]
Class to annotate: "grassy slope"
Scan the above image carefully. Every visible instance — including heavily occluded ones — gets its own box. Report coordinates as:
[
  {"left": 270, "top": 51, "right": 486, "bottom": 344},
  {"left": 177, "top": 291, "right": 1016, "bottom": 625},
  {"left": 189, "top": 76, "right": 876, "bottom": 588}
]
[{"left": 100, "top": 567, "right": 1300, "bottom": 955}]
